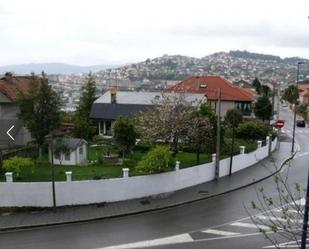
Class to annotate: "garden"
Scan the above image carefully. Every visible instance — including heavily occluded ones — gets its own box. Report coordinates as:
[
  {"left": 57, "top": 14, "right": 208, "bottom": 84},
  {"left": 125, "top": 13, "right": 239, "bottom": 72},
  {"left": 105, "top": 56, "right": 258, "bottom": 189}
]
[{"left": 0, "top": 106, "right": 274, "bottom": 182}]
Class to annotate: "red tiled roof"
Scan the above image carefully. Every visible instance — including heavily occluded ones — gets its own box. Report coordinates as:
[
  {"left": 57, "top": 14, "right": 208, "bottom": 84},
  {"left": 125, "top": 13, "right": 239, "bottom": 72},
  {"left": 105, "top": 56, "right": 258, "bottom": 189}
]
[
  {"left": 165, "top": 76, "right": 255, "bottom": 102},
  {"left": 300, "top": 88, "right": 309, "bottom": 97},
  {"left": 0, "top": 75, "right": 41, "bottom": 101}
]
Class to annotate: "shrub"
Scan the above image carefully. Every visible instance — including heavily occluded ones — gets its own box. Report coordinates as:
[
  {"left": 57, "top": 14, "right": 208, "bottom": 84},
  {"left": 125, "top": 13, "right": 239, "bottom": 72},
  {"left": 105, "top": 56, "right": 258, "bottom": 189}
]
[
  {"left": 3, "top": 156, "right": 34, "bottom": 176},
  {"left": 236, "top": 120, "right": 272, "bottom": 140},
  {"left": 135, "top": 146, "right": 174, "bottom": 174},
  {"left": 225, "top": 109, "right": 243, "bottom": 128},
  {"left": 112, "top": 116, "right": 137, "bottom": 158}
]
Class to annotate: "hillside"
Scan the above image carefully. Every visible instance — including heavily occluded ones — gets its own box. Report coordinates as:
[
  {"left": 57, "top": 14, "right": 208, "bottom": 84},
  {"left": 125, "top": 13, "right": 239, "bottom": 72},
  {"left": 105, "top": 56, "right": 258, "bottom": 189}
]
[{"left": 97, "top": 50, "right": 309, "bottom": 84}]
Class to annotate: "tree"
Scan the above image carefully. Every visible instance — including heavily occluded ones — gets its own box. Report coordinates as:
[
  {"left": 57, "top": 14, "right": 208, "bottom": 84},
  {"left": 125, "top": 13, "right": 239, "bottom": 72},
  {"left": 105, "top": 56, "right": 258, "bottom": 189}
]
[
  {"left": 53, "top": 139, "right": 70, "bottom": 165},
  {"left": 261, "top": 85, "right": 272, "bottom": 97},
  {"left": 199, "top": 102, "right": 223, "bottom": 154},
  {"left": 136, "top": 145, "right": 174, "bottom": 174},
  {"left": 225, "top": 109, "right": 243, "bottom": 128},
  {"left": 296, "top": 104, "right": 309, "bottom": 121},
  {"left": 136, "top": 93, "right": 193, "bottom": 156},
  {"left": 73, "top": 72, "right": 97, "bottom": 140},
  {"left": 282, "top": 85, "right": 299, "bottom": 104},
  {"left": 247, "top": 164, "right": 305, "bottom": 248},
  {"left": 17, "top": 72, "right": 61, "bottom": 158},
  {"left": 254, "top": 95, "right": 272, "bottom": 121},
  {"left": 186, "top": 111, "right": 212, "bottom": 164},
  {"left": 112, "top": 116, "right": 137, "bottom": 159},
  {"left": 252, "top": 77, "right": 262, "bottom": 95}
]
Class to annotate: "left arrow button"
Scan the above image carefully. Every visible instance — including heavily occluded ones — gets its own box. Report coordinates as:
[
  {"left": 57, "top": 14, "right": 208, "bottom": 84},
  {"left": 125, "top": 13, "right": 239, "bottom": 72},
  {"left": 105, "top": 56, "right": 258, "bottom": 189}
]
[{"left": 7, "top": 125, "right": 15, "bottom": 141}]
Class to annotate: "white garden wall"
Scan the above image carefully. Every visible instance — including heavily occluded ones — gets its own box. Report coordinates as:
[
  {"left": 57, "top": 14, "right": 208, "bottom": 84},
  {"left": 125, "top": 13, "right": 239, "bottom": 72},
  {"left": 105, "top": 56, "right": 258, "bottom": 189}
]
[{"left": 0, "top": 138, "right": 277, "bottom": 207}]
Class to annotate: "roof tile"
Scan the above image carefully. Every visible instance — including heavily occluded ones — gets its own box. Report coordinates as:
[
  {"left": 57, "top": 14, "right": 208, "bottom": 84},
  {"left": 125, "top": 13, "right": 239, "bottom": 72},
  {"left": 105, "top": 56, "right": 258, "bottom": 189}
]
[{"left": 165, "top": 76, "right": 255, "bottom": 102}]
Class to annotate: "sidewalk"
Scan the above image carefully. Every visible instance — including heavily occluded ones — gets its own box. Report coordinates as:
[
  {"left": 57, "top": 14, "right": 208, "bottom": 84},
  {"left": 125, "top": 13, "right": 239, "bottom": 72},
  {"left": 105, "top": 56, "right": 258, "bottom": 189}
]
[{"left": 0, "top": 140, "right": 294, "bottom": 231}]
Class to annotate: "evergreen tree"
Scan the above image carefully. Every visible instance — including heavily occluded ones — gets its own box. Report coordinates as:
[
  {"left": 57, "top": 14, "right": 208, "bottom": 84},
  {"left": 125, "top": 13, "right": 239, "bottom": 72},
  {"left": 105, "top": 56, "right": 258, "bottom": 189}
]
[
  {"left": 252, "top": 77, "right": 262, "bottom": 95},
  {"left": 282, "top": 85, "right": 299, "bottom": 104},
  {"left": 17, "top": 72, "right": 61, "bottom": 157},
  {"left": 112, "top": 116, "right": 137, "bottom": 159},
  {"left": 254, "top": 95, "right": 272, "bottom": 121},
  {"left": 73, "top": 72, "right": 97, "bottom": 140}
]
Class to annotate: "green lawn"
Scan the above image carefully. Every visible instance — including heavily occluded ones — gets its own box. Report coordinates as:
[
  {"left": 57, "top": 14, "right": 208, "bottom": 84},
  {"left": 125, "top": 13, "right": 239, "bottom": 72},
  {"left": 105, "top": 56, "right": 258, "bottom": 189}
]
[{"left": 0, "top": 139, "right": 256, "bottom": 182}]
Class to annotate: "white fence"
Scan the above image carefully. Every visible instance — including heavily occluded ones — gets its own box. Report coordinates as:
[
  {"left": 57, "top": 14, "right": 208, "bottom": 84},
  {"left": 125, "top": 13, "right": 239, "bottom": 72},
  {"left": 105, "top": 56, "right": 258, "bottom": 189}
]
[{"left": 0, "top": 138, "right": 277, "bottom": 207}]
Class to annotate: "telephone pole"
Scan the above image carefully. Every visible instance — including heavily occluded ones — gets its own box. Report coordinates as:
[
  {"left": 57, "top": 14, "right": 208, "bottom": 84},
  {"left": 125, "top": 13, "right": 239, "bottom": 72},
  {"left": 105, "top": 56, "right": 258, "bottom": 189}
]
[{"left": 215, "top": 88, "right": 221, "bottom": 180}]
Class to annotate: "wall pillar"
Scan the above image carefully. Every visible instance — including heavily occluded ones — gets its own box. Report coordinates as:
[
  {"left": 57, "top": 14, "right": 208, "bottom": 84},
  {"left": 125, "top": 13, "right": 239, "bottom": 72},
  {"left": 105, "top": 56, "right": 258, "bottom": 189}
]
[
  {"left": 175, "top": 161, "right": 180, "bottom": 171},
  {"left": 257, "top": 140, "right": 262, "bottom": 148},
  {"left": 5, "top": 172, "right": 13, "bottom": 183},
  {"left": 240, "top": 146, "right": 246, "bottom": 154},
  {"left": 65, "top": 171, "right": 72, "bottom": 182},
  {"left": 212, "top": 153, "right": 216, "bottom": 162},
  {"left": 122, "top": 168, "right": 129, "bottom": 178}
]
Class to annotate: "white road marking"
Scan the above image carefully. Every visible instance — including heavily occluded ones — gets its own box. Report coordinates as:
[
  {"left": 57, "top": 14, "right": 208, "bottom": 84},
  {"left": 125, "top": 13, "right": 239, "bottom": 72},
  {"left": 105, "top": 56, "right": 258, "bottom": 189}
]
[
  {"left": 230, "top": 222, "right": 271, "bottom": 231},
  {"left": 201, "top": 229, "right": 240, "bottom": 236},
  {"left": 99, "top": 233, "right": 194, "bottom": 249},
  {"left": 256, "top": 215, "right": 302, "bottom": 223},
  {"left": 295, "top": 198, "right": 306, "bottom": 206}
]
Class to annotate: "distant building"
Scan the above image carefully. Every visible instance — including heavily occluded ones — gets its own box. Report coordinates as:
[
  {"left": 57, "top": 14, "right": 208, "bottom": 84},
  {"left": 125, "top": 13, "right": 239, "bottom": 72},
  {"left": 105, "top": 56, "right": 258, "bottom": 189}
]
[
  {"left": 296, "top": 80, "right": 309, "bottom": 105},
  {"left": 298, "top": 80, "right": 309, "bottom": 92},
  {"left": 90, "top": 89, "right": 205, "bottom": 135},
  {"left": 49, "top": 138, "right": 87, "bottom": 166},
  {"left": 0, "top": 73, "right": 41, "bottom": 147},
  {"left": 165, "top": 76, "right": 255, "bottom": 116}
]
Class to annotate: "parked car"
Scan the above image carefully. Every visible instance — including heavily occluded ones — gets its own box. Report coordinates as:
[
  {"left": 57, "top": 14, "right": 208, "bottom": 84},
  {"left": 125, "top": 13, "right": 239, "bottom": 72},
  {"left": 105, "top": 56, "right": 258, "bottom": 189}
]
[
  {"left": 282, "top": 103, "right": 288, "bottom": 108},
  {"left": 296, "top": 120, "right": 306, "bottom": 127}
]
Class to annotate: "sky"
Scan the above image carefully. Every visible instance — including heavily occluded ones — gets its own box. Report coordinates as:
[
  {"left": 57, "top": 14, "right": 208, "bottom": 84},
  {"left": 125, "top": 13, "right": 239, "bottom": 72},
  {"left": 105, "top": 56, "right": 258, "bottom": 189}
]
[{"left": 0, "top": 0, "right": 309, "bottom": 66}]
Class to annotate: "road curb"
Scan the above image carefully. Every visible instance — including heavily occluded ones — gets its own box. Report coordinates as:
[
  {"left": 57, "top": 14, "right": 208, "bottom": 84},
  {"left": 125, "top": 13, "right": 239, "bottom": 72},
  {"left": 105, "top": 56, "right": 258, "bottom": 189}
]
[{"left": 0, "top": 144, "right": 296, "bottom": 232}]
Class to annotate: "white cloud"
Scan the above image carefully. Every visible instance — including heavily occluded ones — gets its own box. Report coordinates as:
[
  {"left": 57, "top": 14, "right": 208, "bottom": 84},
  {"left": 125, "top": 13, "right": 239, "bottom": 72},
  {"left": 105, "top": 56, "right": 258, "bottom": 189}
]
[{"left": 0, "top": 0, "right": 309, "bottom": 65}]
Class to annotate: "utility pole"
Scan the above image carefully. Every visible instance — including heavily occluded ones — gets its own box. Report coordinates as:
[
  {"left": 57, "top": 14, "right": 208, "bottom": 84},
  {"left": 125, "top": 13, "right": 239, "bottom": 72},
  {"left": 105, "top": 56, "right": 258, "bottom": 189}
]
[
  {"left": 277, "top": 83, "right": 280, "bottom": 119},
  {"left": 215, "top": 88, "right": 221, "bottom": 180},
  {"left": 272, "top": 83, "right": 275, "bottom": 116},
  {"left": 292, "top": 62, "right": 304, "bottom": 153},
  {"left": 229, "top": 108, "right": 235, "bottom": 176},
  {"left": 50, "top": 133, "right": 57, "bottom": 211}
]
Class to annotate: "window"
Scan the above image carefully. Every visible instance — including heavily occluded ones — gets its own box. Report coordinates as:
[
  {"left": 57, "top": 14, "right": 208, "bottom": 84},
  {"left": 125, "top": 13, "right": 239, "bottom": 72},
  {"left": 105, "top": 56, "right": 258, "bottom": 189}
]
[
  {"left": 79, "top": 147, "right": 83, "bottom": 155},
  {"left": 65, "top": 152, "right": 70, "bottom": 161}
]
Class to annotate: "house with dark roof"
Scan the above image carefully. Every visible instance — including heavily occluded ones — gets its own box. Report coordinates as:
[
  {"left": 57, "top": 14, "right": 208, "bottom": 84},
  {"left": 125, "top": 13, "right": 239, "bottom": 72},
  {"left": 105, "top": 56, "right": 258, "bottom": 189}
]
[
  {"left": 0, "top": 73, "right": 41, "bottom": 147},
  {"left": 48, "top": 138, "right": 88, "bottom": 165},
  {"left": 165, "top": 76, "right": 255, "bottom": 116},
  {"left": 90, "top": 89, "right": 206, "bottom": 135}
]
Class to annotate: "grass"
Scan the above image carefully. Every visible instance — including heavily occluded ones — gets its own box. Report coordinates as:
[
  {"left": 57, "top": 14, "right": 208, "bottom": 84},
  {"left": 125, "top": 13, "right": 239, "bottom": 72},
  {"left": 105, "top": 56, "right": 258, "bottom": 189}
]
[{"left": 175, "top": 152, "right": 212, "bottom": 169}]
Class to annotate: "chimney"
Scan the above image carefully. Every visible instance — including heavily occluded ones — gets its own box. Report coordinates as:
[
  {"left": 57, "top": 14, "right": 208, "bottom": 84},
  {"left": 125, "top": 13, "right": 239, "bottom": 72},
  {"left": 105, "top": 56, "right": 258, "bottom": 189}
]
[
  {"left": 4, "top": 72, "right": 13, "bottom": 82},
  {"left": 110, "top": 87, "right": 117, "bottom": 104}
]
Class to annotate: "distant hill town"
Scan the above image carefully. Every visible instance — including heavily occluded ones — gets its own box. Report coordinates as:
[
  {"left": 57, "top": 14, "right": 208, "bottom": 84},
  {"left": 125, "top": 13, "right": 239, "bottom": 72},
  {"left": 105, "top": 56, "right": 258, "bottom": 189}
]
[
  {"left": 2, "top": 50, "right": 309, "bottom": 111},
  {"left": 95, "top": 50, "right": 309, "bottom": 86}
]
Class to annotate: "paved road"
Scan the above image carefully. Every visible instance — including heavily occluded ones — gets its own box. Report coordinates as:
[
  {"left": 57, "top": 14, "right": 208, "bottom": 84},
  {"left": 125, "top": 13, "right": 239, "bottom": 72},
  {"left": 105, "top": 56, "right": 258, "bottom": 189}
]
[{"left": 0, "top": 105, "right": 308, "bottom": 249}]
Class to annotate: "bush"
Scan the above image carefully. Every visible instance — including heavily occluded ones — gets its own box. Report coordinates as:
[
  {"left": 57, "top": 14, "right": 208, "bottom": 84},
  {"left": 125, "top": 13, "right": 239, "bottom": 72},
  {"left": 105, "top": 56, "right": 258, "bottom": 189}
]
[
  {"left": 135, "top": 146, "right": 174, "bottom": 174},
  {"left": 225, "top": 109, "right": 243, "bottom": 128},
  {"left": 236, "top": 120, "right": 272, "bottom": 140},
  {"left": 112, "top": 116, "right": 137, "bottom": 157},
  {"left": 3, "top": 156, "right": 34, "bottom": 175}
]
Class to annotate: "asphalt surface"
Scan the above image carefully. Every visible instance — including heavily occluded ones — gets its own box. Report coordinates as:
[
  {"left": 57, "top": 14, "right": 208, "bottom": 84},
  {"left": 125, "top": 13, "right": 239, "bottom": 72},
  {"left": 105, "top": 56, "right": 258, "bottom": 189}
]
[{"left": 0, "top": 105, "right": 308, "bottom": 249}]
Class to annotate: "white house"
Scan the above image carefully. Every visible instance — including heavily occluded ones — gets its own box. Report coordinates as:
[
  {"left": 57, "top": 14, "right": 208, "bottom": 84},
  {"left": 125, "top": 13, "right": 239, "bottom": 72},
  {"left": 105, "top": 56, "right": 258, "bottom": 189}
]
[{"left": 49, "top": 138, "right": 88, "bottom": 166}]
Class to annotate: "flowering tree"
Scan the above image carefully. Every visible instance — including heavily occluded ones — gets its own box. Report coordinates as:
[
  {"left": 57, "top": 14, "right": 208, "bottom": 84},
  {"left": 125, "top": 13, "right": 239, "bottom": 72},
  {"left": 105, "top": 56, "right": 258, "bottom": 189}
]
[{"left": 136, "top": 93, "right": 196, "bottom": 156}]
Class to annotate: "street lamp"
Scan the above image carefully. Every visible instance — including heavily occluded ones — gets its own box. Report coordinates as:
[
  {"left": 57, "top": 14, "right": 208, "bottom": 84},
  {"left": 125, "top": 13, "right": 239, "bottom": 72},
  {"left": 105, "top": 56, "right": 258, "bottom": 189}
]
[
  {"left": 291, "top": 61, "right": 304, "bottom": 153},
  {"left": 299, "top": 61, "right": 308, "bottom": 249}
]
